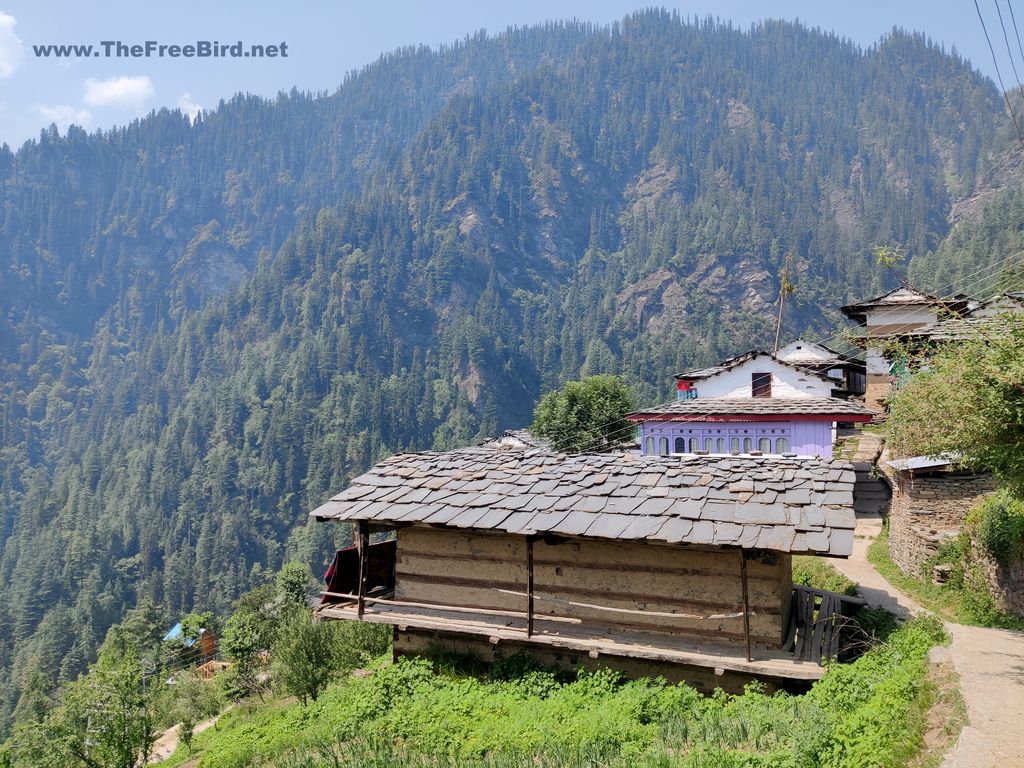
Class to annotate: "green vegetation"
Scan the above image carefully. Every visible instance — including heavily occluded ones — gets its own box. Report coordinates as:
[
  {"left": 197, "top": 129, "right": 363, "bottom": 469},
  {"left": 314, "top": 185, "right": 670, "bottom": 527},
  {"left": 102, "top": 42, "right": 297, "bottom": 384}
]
[
  {"left": 888, "top": 314, "right": 1024, "bottom": 496},
  {"left": 531, "top": 376, "right": 635, "bottom": 453},
  {"left": 792, "top": 556, "right": 858, "bottom": 596},
  {"left": 972, "top": 490, "right": 1024, "bottom": 566},
  {"left": 153, "top": 617, "right": 945, "bottom": 768},
  {"left": 866, "top": 524, "right": 1024, "bottom": 631},
  {"left": 0, "top": 11, "right": 1010, "bottom": 736}
]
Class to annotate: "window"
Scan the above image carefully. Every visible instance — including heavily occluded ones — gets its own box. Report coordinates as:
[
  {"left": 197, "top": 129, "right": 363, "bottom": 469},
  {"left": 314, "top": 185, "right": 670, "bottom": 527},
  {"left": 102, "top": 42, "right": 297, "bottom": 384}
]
[
  {"left": 644, "top": 436, "right": 654, "bottom": 455},
  {"left": 776, "top": 437, "right": 790, "bottom": 453},
  {"left": 716, "top": 437, "right": 726, "bottom": 453},
  {"left": 658, "top": 437, "right": 669, "bottom": 456},
  {"left": 743, "top": 437, "right": 753, "bottom": 452},
  {"left": 730, "top": 437, "right": 740, "bottom": 453},
  {"left": 674, "top": 437, "right": 686, "bottom": 454},
  {"left": 752, "top": 372, "right": 772, "bottom": 397},
  {"left": 758, "top": 437, "right": 772, "bottom": 453},
  {"left": 704, "top": 437, "right": 714, "bottom": 452}
]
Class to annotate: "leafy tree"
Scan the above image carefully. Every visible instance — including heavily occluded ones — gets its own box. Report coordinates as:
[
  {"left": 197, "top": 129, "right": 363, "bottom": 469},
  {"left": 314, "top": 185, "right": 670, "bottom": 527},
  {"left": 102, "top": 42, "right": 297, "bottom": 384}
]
[
  {"left": 220, "top": 611, "right": 271, "bottom": 701},
  {"left": 40, "top": 651, "right": 160, "bottom": 768},
  {"left": 888, "top": 314, "right": 1024, "bottom": 494},
  {"left": 275, "top": 562, "right": 314, "bottom": 609},
  {"left": 271, "top": 607, "right": 342, "bottom": 705},
  {"left": 173, "top": 671, "right": 222, "bottom": 756},
  {"left": 531, "top": 375, "right": 635, "bottom": 453}
]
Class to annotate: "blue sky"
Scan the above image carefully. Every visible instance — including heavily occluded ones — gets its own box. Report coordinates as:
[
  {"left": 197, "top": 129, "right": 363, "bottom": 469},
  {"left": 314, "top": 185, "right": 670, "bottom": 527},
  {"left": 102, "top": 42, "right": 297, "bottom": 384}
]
[{"left": 0, "top": 1, "right": 1017, "bottom": 149}]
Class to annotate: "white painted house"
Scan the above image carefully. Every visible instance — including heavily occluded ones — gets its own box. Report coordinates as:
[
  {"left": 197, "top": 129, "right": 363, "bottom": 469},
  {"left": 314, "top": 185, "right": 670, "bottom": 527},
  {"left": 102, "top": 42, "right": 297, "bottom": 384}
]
[
  {"left": 840, "top": 287, "right": 969, "bottom": 411},
  {"left": 775, "top": 339, "right": 865, "bottom": 397},
  {"left": 674, "top": 350, "right": 837, "bottom": 400}
]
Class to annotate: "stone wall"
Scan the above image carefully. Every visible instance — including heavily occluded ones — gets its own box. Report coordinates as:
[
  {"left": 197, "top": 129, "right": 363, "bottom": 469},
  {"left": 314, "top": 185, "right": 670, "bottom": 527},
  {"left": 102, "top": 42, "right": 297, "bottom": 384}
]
[
  {"left": 887, "top": 469, "right": 996, "bottom": 577},
  {"left": 973, "top": 543, "right": 1024, "bottom": 617}
]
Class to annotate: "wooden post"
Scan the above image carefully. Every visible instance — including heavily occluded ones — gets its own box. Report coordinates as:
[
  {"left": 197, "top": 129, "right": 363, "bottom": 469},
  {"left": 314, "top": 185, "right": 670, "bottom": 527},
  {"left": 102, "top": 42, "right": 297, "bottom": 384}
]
[
  {"left": 357, "top": 521, "right": 369, "bottom": 619},
  {"left": 526, "top": 536, "right": 535, "bottom": 637},
  {"left": 740, "top": 550, "right": 752, "bottom": 662}
]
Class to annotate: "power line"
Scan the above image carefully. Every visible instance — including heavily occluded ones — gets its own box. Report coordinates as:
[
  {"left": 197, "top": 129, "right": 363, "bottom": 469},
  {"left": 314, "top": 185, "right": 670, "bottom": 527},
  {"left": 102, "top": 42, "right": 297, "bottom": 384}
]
[
  {"left": 994, "top": 0, "right": 1024, "bottom": 113},
  {"left": 1008, "top": 0, "right": 1024, "bottom": 82},
  {"left": 975, "top": 0, "right": 1024, "bottom": 148}
]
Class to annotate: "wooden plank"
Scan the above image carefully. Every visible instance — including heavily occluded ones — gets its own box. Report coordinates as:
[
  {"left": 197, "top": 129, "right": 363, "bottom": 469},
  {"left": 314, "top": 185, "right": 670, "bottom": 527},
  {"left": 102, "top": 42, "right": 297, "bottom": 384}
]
[
  {"left": 782, "top": 591, "right": 798, "bottom": 652},
  {"left": 527, "top": 537, "right": 535, "bottom": 638},
  {"left": 399, "top": 572, "right": 780, "bottom": 616},
  {"left": 357, "top": 520, "right": 369, "bottom": 619},
  {"left": 318, "top": 602, "right": 827, "bottom": 681},
  {"left": 741, "top": 551, "right": 751, "bottom": 663},
  {"left": 393, "top": 548, "right": 782, "bottom": 585},
  {"left": 810, "top": 593, "right": 827, "bottom": 663}
]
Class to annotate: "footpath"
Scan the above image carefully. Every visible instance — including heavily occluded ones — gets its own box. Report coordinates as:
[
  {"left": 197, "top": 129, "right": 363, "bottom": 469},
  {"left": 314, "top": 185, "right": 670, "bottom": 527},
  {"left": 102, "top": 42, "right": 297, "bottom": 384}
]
[{"left": 831, "top": 431, "right": 1024, "bottom": 768}]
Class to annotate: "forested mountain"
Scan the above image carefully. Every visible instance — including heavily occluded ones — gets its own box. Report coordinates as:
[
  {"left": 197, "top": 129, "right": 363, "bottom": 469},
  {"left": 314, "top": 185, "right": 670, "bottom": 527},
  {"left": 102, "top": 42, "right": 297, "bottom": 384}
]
[{"left": 0, "top": 11, "right": 1008, "bottom": 734}]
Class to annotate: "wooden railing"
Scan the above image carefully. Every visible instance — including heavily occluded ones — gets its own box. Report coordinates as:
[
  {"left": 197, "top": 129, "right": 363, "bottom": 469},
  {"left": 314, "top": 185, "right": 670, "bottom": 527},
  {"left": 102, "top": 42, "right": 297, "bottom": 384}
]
[{"left": 783, "top": 585, "right": 866, "bottom": 665}]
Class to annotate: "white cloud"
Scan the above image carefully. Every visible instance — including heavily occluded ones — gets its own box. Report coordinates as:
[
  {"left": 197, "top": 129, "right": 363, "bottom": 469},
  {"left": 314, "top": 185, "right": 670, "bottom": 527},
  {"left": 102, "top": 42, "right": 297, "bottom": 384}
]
[
  {"left": 177, "top": 92, "right": 202, "bottom": 122},
  {"left": 83, "top": 75, "right": 154, "bottom": 108},
  {"left": 33, "top": 104, "right": 91, "bottom": 130},
  {"left": 0, "top": 12, "right": 25, "bottom": 78}
]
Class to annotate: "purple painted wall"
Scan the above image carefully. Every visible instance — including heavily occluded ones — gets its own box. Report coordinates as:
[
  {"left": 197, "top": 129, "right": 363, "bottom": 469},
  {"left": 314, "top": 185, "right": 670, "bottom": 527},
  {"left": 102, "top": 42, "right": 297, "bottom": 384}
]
[{"left": 638, "top": 419, "right": 834, "bottom": 458}]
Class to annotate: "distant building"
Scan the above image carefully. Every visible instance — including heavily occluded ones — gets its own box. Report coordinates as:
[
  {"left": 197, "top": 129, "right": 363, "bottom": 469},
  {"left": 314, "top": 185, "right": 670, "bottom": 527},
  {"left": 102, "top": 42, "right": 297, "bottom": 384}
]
[
  {"left": 313, "top": 445, "right": 862, "bottom": 691},
  {"left": 774, "top": 339, "right": 865, "bottom": 397},
  {"left": 163, "top": 622, "right": 219, "bottom": 667},
  {"left": 840, "top": 286, "right": 970, "bottom": 410},
  {"left": 673, "top": 350, "right": 840, "bottom": 400},
  {"left": 627, "top": 396, "right": 874, "bottom": 459}
]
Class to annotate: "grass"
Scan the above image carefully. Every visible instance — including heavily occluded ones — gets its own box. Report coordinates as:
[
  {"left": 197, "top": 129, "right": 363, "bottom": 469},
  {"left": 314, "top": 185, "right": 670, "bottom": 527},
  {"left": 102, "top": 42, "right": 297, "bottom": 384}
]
[
  {"left": 906, "top": 656, "right": 967, "bottom": 768},
  {"left": 158, "top": 617, "right": 948, "bottom": 768},
  {"left": 867, "top": 523, "right": 1024, "bottom": 631},
  {"left": 792, "top": 556, "right": 858, "bottom": 596}
]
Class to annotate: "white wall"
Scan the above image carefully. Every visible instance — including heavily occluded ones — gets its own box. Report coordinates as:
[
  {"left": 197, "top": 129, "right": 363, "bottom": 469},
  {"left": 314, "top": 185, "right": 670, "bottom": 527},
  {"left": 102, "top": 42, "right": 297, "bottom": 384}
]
[
  {"left": 690, "top": 355, "right": 833, "bottom": 398},
  {"left": 865, "top": 305, "right": 936, "bottom": 330}
]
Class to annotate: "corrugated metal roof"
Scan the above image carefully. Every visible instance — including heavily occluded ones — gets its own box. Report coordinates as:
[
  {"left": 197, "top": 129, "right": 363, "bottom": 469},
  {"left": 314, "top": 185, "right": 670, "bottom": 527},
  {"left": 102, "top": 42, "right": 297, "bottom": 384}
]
[{"left": 311, "top": 449, "right": 857, "bottom": 557}]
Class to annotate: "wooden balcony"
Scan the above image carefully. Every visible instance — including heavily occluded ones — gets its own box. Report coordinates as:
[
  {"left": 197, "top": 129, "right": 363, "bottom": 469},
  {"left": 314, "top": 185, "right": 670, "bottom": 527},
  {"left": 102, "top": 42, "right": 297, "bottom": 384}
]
[{"left": 316, "top": 589, "right": 837, "bottom": 682}]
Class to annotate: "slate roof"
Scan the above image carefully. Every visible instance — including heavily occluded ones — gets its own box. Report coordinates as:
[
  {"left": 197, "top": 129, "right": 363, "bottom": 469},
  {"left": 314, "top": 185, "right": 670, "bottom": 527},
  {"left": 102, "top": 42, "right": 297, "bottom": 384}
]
[
  {"left": 311, "top": 448, "right": 857, "bottom": 557},
  {"left": 674, "top": 350, "right": 840, "bottom": 384},
  {"left": 626, "top": 396, "right": 875, "bottom": 422},
  {"left": 839, "top": 286, "right": 970, "bottom": 323}
]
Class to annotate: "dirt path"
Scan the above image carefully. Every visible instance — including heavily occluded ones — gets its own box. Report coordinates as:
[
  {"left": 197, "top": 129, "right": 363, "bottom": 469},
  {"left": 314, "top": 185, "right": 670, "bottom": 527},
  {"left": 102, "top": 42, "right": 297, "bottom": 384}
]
[
  {"left": 831, "top": 433, "right": 1024, "bottom": 767},
  {"left": 148, "top": 711, "right": 223, "bottom": 764}
]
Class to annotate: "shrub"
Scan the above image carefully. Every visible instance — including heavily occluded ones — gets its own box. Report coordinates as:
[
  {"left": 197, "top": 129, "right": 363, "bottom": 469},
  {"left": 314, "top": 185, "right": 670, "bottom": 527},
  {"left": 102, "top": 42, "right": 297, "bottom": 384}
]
[{"left": 973, "top": 490, "right": 1024, "bottom": 565}]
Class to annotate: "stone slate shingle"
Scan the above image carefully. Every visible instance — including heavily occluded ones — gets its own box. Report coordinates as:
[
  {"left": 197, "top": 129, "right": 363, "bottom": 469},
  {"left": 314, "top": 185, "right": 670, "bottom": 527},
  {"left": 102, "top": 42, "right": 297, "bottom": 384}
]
[
  {"left": 626, "top": 396, "right": 876, "bottom": 420},
  {"left": 311, "top": 447, "right": 857, "bottom": 557}
]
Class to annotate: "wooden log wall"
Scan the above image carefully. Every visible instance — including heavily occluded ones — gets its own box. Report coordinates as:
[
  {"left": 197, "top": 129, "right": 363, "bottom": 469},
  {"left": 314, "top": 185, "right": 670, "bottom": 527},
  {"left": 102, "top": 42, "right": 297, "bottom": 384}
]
[{"left": 395, "top": 527, "right": 790, "bottom": 647}]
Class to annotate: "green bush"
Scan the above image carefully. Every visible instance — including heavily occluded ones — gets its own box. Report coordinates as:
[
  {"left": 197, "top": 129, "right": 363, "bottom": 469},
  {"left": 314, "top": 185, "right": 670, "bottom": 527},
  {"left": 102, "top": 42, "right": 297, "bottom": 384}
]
[{"left": 973, "top": 491, "right": 1024, "bottom": 565}]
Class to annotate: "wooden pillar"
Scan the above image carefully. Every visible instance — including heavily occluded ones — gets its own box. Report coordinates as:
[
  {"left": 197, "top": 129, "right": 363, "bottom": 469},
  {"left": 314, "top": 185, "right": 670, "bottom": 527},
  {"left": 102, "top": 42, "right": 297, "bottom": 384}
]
[
  {"left": 357, "top": 520, "right": 369, "bottom": 619},
  {"left": 526, "top": 536, "right": 535, "bottom": 638},
  {"left": 740, "top": 549, "right": 752, "bottom": 662}
]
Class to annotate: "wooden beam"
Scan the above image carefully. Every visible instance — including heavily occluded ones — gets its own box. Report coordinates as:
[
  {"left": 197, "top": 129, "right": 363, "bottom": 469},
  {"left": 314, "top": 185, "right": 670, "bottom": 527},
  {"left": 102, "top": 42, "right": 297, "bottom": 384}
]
[
  {"left": 526, "top": 536, "right": 535, "bottom": 638},
  {"left": 357, "top": 520, "right": 369, "bottom": 619},
  {"left": 741, "top": 550, "right": 752, "bottom": 662}
]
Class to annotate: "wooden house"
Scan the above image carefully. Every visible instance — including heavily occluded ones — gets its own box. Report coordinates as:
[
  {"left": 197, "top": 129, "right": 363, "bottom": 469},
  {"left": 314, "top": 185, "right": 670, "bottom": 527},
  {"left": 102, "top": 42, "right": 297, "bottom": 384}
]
[
  {"left": 840, "top": 287, "right": 970, "bottom": 410},
  {"left": 312, "top": 447, "right": 860, "bottom": 692},
  {"left": 163, "top": 622, "right": 219, "bottom": 666}
]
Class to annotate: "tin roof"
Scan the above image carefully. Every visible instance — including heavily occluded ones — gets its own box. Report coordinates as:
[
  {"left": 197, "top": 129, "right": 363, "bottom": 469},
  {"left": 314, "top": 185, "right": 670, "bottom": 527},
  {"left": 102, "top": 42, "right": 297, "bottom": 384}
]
[{"left": 311, "top": 448, "right": 857, "bottom": 557}]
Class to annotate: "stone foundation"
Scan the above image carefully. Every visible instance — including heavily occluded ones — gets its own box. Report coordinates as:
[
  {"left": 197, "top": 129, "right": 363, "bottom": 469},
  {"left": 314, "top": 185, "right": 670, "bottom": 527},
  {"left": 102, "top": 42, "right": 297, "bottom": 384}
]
[{"left": 887, "top": 470, "right": 996, "bottom": 577}]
